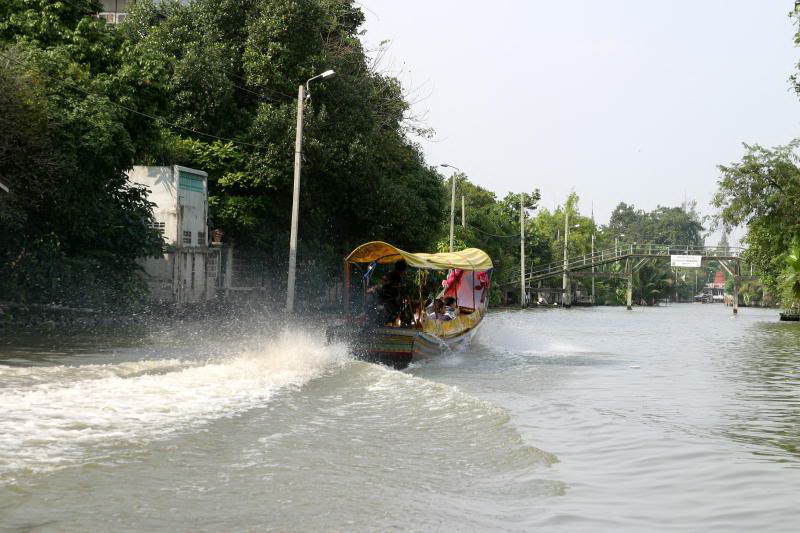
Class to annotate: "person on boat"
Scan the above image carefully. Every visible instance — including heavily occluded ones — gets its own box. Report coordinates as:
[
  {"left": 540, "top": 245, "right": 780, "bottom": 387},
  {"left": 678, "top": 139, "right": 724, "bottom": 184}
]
[
  {"left": 429, "top": 298, "right": 452, "bottom": 321},
  {"left": 368, "top": 259, "right": 407, "bottom": 325},
  {"left": 443, "top": 296, "right": 458, "bottom": 320}
]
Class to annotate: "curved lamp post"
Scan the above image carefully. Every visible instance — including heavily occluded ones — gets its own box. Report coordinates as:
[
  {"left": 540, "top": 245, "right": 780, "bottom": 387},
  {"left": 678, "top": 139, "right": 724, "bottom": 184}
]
[{"left": 286, "top": 69, "right": 336, "bottom": 314}]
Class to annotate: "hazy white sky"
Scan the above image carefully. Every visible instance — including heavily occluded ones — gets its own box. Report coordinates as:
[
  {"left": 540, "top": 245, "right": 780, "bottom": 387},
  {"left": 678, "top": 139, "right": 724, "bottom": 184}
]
[{"left": 361, "top": 0, "right": 800, "bottom": 238}]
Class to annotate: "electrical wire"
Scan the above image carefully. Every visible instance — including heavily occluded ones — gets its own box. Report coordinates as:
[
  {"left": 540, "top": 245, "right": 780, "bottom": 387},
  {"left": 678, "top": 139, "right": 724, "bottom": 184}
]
[{"left": 466, "top": 225, "right": 521, "bottom": 239}]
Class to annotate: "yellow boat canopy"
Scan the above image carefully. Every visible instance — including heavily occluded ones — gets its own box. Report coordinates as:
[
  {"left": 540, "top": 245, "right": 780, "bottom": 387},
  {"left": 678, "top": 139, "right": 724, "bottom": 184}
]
[{"left": 345, "top": 241, "right": 493, "bottom": 271}]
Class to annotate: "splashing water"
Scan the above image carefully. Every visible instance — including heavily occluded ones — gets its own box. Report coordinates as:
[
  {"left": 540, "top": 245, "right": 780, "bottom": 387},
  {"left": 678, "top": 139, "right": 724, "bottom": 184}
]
[{"left": 0, "top": 329, "right": 350, "bottom": 478}]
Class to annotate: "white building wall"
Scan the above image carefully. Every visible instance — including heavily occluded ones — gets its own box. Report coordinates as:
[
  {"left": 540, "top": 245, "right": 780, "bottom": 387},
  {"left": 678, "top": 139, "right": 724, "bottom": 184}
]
[{"left": 128, "top": 165, "right": 214, "bottom": 305}]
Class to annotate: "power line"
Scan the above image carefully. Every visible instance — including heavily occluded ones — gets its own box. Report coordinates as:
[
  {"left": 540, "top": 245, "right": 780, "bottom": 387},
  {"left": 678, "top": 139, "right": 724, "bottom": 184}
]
[
  {"left": 218, "top": 67, "right": 295, "bottom": 101},
  {"left": 467, "top": 225, "right": 521, "bottom": 239}
]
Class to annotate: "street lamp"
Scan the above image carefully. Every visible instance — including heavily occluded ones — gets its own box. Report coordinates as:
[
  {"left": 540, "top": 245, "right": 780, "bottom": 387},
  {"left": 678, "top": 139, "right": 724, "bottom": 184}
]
[
  {"left": 439, "top": 163, "right": 461, "bottom": 253},
  {"left": 286, "top": 69, "right": 336, "bottom": 314}
]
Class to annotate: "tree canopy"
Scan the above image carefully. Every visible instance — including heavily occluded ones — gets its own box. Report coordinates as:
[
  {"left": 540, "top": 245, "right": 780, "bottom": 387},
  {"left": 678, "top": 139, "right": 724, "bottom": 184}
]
[
  {"left": 714, "top": 141, "right": 800, "bottom": 302},
  {"left": 1, "top": 0, "right": 446, "bottom": 307}
]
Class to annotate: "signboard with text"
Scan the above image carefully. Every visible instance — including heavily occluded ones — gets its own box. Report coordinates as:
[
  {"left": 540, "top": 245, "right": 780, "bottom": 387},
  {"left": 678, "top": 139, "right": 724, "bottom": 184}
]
[{"left": 671, "top": 255, "right": 702, "bottom": 268}]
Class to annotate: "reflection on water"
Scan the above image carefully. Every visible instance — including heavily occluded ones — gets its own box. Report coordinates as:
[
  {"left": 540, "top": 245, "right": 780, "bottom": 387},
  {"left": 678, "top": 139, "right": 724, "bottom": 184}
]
[
  {"left": 0, "top": 305, "right": 799, "bottom": 531},
  {"left": 722, "top": 321, "right": 800, "bottom": 462}
]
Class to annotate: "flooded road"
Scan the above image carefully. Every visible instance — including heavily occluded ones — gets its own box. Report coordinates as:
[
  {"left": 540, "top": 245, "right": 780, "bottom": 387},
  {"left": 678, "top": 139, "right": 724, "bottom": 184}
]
[{"left": 1, "top": 304, "right": 799, "bottom": 531}]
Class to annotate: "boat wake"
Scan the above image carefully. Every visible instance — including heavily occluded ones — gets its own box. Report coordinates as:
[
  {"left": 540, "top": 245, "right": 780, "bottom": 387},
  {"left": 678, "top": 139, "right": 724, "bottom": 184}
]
[{"left": 0, "top": 329, "right": 350, "bottom": 479}]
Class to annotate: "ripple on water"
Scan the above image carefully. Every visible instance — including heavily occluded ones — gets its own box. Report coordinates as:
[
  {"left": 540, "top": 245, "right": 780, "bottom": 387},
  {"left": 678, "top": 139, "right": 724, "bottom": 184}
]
[{"left": 0, "top": 330, "right": 350, "bottom": 480}]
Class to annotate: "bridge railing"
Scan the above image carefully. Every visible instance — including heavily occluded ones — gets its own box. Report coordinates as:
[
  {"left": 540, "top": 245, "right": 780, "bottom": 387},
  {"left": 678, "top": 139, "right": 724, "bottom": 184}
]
[{"left": 506, "top": 244, "right": 744, "bottom": 283}]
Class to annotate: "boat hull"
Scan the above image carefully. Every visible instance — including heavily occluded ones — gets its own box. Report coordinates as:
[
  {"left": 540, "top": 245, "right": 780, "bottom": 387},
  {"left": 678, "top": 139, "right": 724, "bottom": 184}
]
[{"left": 327, "top": 318, "right": 483, "bottom": 370}]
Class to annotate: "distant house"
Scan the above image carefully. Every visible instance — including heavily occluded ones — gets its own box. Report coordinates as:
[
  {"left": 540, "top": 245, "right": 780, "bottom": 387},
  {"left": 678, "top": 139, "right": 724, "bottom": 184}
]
[
  {"left": 127, "top": 165, "right": 218, "bottom": 305},
  {"left": 698, "top": 271, "right": 726, "bottom": 303},
  {"left": 96, "top": 0, "right": 191, "bottom": 24},
  {"left": 97, "top": 0, "right": 131, "bottom": 24}
]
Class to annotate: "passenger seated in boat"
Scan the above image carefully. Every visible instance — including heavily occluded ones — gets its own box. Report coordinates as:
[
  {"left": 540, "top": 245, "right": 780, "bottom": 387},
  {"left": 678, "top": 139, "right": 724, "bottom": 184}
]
[
  {"left": 444, "top": 297, "right": 458, "bottom": 320},
  {"left": 368, "top": 260, "right": 407, "bottom": 325},
  {"left": 428, "top": 298, "right": 452, "bottom": 321}
]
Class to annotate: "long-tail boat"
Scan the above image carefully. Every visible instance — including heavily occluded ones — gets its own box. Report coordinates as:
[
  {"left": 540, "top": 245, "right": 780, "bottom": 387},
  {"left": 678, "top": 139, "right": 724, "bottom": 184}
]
[{"left": 327, "top": 241, "right": 493, "bottom": 369}]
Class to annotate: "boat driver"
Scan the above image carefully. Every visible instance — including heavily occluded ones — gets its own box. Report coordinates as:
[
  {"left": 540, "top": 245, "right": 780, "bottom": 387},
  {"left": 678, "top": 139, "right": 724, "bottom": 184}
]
[{"left": 369, "top": 259, "right": 407, "bottom": 325}]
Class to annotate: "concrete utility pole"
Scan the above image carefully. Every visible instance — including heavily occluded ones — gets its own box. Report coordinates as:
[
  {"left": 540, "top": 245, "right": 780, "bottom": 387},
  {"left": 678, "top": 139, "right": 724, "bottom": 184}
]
[
  {"left": 562, "top": 207, "right": 570, "bottom": 307},
  {"left": 449, "top": 175, "right": 456, "bottom": 252},
  {"left": 462, "top": 195, "right": 465, "bottom": 227},
  {"left": 591, "top": 232, "right": 596, "bottom": 304},
  {"left": 591, "top": 204, "right": 595, "bottom": 305},
  {"left": 520, "top": 197, "right": 526, "bottom": 308},
  {"left": 439, "top": 164, "right": 461, "bottom": 253},
  {"left": 286, "top": 70, "right": 335, "bottom": 314},
  {"left": 733, "top": 261, "right": 739, "bottom": 315}
]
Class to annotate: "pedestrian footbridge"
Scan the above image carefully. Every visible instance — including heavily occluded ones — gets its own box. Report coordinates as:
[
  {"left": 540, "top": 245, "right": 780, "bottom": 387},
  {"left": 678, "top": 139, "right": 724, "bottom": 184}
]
[{"left": 503, "top": 244, "right": 746, "bottom": 312}]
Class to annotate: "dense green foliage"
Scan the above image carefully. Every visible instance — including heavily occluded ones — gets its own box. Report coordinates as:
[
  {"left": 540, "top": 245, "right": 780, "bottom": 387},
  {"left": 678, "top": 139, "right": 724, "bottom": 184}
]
[
  {"left": 126, "top": 0, "right": 446, "bottom": 299},
  {"left": 0, "top": 0, "right": 445, "bottom": 307},
  {"left": 779, "top": 240, "right": 800, "bottom": 310},
  {"left": 0, "top": 0, "right": 164, "bottom": 308},
  {"left": 714, "top": 141, "right": 800, "bottom": 307}
]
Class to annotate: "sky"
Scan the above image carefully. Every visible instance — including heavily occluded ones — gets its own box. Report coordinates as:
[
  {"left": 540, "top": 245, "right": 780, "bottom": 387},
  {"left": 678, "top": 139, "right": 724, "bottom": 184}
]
[{"left": 361, "top": 0, "right": 800, "bottom": 242}]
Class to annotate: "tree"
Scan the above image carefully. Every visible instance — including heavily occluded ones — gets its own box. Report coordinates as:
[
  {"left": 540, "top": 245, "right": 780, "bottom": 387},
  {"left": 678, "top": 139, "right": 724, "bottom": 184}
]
[
  {"left": 0, "top": 1, "right": 165, "bottom": 307},
  {"left": 713, "top": 141, "right": 800, "bottom": 299},
  {"left": 780, "top": 239, "right": 800, "bottom": 311},
  {"left": 126, "top": 0, "right": 446, "bottom": 300}
]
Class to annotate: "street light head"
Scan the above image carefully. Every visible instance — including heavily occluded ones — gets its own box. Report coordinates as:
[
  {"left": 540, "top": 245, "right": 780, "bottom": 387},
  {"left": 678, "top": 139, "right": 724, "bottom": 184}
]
[{"left": 320, "top": 69, "right": 336, "bottom": 79}]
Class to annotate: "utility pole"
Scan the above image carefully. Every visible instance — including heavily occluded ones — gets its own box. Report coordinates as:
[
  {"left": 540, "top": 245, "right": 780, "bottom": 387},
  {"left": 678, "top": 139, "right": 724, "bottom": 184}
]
[
  {"left": 563, "top": 206, "right": 570, "bottom": 307},
  {"left": 461, "top": 195, "right": 465, "bottom": 227},
  {"left": 520, "top": 197, "right": 526, "bottom": 308},
  {"left": 285, "top": 83, "right": 305, "bottom": 314},
  {"left": 591, "top": 232, "right": 596, "bottom": 305},
  {"left": 591, "top": 203, "right": 595, "bottom": 305},
  {"left": 286, "top": 70, "right": 335, "bottom": 314},
  {"left": 449, "top": 174, "right": 456, "bottom": 252}
]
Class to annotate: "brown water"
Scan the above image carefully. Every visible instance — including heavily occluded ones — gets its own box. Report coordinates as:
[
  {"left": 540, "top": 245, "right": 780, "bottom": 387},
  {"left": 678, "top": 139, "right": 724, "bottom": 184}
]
[{"left": 0, "top": 304, "right": 798, "bottom": 531}]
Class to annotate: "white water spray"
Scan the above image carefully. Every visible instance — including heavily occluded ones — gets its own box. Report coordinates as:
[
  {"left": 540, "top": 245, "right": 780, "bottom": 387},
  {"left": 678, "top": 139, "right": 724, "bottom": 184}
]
[{"left": 0, "top": 329, "right": 349, "bottom": 477}]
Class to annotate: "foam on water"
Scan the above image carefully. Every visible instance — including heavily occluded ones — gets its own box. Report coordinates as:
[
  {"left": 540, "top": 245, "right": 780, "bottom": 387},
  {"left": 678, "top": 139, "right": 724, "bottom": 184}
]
[{"left": 0, "top": 329, "right": 349, "bottom": 478}]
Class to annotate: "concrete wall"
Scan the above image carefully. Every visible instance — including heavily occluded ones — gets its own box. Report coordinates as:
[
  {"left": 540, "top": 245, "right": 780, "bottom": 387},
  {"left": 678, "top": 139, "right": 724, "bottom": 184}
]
[{"left": 128, "top": 165, "right": 214, "bottom": 305}]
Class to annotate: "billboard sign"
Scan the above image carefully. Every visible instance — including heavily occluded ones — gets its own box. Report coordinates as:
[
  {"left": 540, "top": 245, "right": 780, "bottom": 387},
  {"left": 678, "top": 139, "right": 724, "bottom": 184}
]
[{"left": 671, "top": 255, "right": 702, "bottom": 268}]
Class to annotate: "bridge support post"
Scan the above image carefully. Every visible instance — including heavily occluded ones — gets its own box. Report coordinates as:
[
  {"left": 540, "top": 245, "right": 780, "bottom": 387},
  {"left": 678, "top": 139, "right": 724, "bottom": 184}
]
[
  {"left": 626, "top": 270, "right": 633, "bottom": 310},
  {"left": 733, "top": 260, "right": 739, "bottom": 315}
]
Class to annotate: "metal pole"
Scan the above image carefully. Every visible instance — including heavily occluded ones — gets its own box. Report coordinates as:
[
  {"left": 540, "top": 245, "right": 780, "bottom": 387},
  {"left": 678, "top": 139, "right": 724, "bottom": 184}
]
[
  {"left": 563, "top": 207, "right": 570, "bottom": 307},
  {"left": 449, "top": 173, "right": 456, "bottom": 252},
  {"left": 462, "top": 195, "right": 465, "bottom": 227},
  {"left": 591, "top": 232, "right": 596, "bottom": 305},
  {"left": 733, "top": 260, "right": 739, "bottom": 315},
  {"left": 286, "top": 83, "right": 305, "bottom": 313},
  {"left": 520, "top": 197, "right": 526, "bottom": 308}
]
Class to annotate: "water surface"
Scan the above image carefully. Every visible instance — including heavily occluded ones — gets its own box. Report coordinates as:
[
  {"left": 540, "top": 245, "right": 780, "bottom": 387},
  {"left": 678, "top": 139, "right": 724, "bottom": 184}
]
[{"left": 1, "top": 304, "right": 798, "bottom": 531}]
